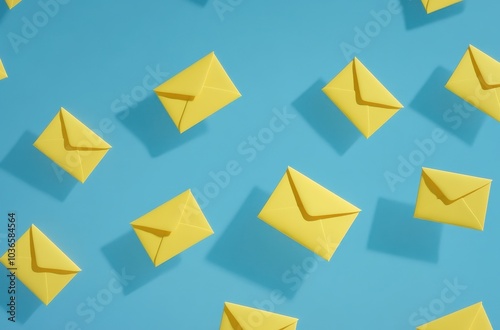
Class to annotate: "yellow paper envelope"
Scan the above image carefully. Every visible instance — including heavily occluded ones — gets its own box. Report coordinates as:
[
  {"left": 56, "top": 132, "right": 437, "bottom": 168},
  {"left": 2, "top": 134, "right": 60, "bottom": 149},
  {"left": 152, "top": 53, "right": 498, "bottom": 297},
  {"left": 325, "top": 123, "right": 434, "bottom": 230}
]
[
  {"left": 33, "top": 108, "right": 111, "bottom": 183},
  {"left": 446, "top": 45, "right": 500, "bottom": 121},
  {"left": 421, "top": 0, "right": 462, "bottom": 14},
  {"left": 258, "top": 167, "right": 361, "bottom": 261},
  {"left": 414, "top": 167, "right": 492, "bottom": 230},
  {"left": 5, "top": 0, "right": 22, "bottom": 9},
  {"left": 131, "top": 189, "right": 214, "bottom": 267},
  {"left": 154, "top": 52, "right": 241, "bottom": 133},
  {"left": 417, "top": 302, "right": 492, "bottom": 330},
  {"left": 0, "top": 59, "right": 7, "bottom": 80},
  {"left": 322, "top": 57, "right": 403, "bottom": 138},
  {"left": 0, "top": 225, "right": 81, "bottom": 305},
  {"left": 0, "top": 60, "right": 8, "bottom": 80},
  {"left": 220, "top": 302, "right": 298, "bottom": 330}
]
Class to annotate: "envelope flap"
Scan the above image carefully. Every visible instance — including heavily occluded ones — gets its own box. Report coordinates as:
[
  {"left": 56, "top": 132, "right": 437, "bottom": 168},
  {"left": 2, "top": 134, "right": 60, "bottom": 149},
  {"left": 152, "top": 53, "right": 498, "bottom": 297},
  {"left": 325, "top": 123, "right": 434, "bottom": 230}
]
[
  {"left": 154, "top": 52, "right": 214, "bottom": 99},
  {"left": 471, "top": 302, "right": 493, "bottom": 330},
  {"left": 353, "top": 58, "right": 403, "bottom": 108},
  {"left": 224, "top": 303, "right": 298, "bottom": 329},
  {"left": 130, "top": 191, "right": 192, "bottom": 236},
  {"left": 60, "top": 108, "right": 111, "bottom": 149},
  {"left": 203, "top": 54, "right": 241, "bottom": 95},
  {"left": 30, "top": 225, "right": 81, "bottom": 273},
  {"left": 422, "top": 168, "right": 491, "bottom": 202},
  {"left": 469, "top": 45, "right": 500, "bottom": 88},
  {"left": 0, "top": 59, "right": 7, "bottom": 79},
  {"left": 287, "top": 167, "right": 360, "bottom": 219}
]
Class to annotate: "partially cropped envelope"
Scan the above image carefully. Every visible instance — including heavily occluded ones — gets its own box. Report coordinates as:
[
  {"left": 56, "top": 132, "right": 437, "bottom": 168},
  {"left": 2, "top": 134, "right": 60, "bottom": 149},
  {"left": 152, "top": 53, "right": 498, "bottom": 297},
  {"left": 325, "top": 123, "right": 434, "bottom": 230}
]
[
  {"left": 5, "top": 0, "right": 22, "bottom": 9},
  {"left": 421, "top": 0, "right": 462, "bottom": 14},
  {"left": 322, "top": 57, "right": 403, "bottom": 138},
  {"left": 446, "top": 45, "right": 500, "bottom": 121},
  {"left": 33, "top": 108, "right": 111, "bottom": 183},
  {"left": 414, "top": 167, "right": 492, "bottom": 230},
  {"left": 220, "top": 302, "right": 298, "bottom": 330},
  {"left": 131, "top": 190, "right": 214, "bottom": 266},
  {"left": 417, "top": 302, "right": 492, "bottom": 330},
  {"left": 0, "top": 59, "right": 7, "bottom": 80},
  {"left": 258, "top": 167, "right": 361, "bottom": 261},
  {"left": 0, "top": 225, "right": 81, "bottom": 305},
  {"left": 154, "top": 52, "right": 241, "bottom": 133}
]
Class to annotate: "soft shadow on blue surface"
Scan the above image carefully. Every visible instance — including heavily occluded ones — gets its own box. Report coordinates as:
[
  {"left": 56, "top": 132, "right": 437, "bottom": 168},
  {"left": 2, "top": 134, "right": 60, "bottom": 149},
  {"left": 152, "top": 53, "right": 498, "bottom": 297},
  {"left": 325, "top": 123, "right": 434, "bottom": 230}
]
[
  {"left": 367, "top": 198, "right": 442, "bottom": 263},
  {"left": 0, "top": 132, "right": 77, "bottom": 201},
  {"left": 188, "top": 0, "right": 209, "bottom": 6},
  {"left": 116, "top": 93, "right": 207, "bottom": 157},
  {"left": 101, "top": 231, "right": 181, "bottom": 295},
  {"left": 410, "top": 66, "right": 485, "bottom": 145},
  {"left": 293, "top": 79, "right": 360, "bottom": 155},
  {"left": 400, "top": 0, "right": 465, "bottom": 30},
  {"left": 0, "top": 273, "right": 42, "bottom": 324},
  {"left": 0, "top": 3, "right": 8, "bottom": 22},
  {"left": 207, "top": 188, "right": 314, "bottom": 297}
]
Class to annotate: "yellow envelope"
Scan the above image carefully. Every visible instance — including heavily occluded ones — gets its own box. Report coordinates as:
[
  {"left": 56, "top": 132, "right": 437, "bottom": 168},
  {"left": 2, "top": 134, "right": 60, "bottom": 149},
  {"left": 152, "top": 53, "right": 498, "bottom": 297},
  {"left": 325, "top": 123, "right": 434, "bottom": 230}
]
[
  {"left": 446, "top": 45, "right": 500, "bottom": 121},
  {"left": 0, "top": 59, "right": 7, "bottom": 80},
  {"left": 33, "top": 108, "right": 111, "bottom": 183},
  {"left": 220, "top": 302, "right": 298, "bottom": 330},
  {"left": 131, "top": 189, "right": 214, "bottom": 267},
  {"left": 322, "top": 57, "right": 403, "bottom": 138},
  {"left": 417, "top": 302, "right": 492, "bottom": 330},
  {"left": 154, "top": 52, "right": 241, "bottom": 133},
  {"left": 0, "top": 225, "right": 81, "bottom": 305},
  {"left": 414, "top": 167, "right": 492, "bottom": 230},
  {"left": 421, "top": 0, "right": 462, "bottom": 14},
  {"left": 5, "top": 0, "right": 22, "bottom": 9},
  {"left": 258, "top": 167, "right": 361, "bottom": 261}
]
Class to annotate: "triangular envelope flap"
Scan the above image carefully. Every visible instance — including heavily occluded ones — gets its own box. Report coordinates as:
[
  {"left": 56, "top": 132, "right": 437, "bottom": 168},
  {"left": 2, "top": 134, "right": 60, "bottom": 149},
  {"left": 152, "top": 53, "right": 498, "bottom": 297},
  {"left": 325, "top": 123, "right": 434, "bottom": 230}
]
[
  {"left": 203, "top": 54, "right": 241, "bottom": 95},
  {"left": 353, "top": 58, "right": 403, "bottom": 108},
  {"left": 468, "top": 45, "right": 500, "bottom": 88},
  {"left": 154, "top": 53, "right": 214, "bottom": 99},
  {"left": 60, "top": 108, "right": 111, "bottom": 149},
  {"left": 471, "top": 303, "right": 493, "bottom": 329},
  {"left": 287, "top": 167, "right": 360, "bottom": 218},
  {"left": 131, "top": 192, "right": 191, "bottom": 235},
  {"left": 0, "top": 59, "right": 7, "bottom": 78},
  {"left": 423, "top": 168, "right": 491, "bottom": 202},
  {"left": 225, "top": 303, "right": 297, "bottom": 329},
  {"left": 30, "top": 225, "right": 80, "bottom": 272}
]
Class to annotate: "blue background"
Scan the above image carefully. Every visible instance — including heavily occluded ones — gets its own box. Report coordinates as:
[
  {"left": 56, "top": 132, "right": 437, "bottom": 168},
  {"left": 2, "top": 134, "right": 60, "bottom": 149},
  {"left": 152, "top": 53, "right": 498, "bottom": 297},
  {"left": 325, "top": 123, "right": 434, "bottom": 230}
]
[{"left": 0, "top": 0, "right": 499, "bottom": 329}]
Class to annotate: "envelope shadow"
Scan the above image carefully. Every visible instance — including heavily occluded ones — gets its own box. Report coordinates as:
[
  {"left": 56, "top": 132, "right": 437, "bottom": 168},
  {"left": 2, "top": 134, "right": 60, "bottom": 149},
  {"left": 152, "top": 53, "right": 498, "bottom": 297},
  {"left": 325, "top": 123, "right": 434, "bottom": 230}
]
[
  {"left": 367, "top": 198, "right": 442, "bottom": 263},
  {"left": 0, "top": 272, "right": 43, "bottom": 324},
  {"left": 292, "top": 79, "right": 360, "bottom": 155},
  {"left": 0, "top": 132, "right": 77, "bottom": 201},
  {"left": 101, "top": 230, "right": 181, "bottom": 295},
  {"left": 188, "top": 0, "right": 209, "bottom": 6},
  {"left": 410, "top": 66, "right": 485, "bottom": 145},
  {"left": 207, "top": 188, "right": 314, "bottom": 297},
  {"left": 0, "top": 3, "right": 8, "bottom": 22},
  {"left": 116, "top": 93, "right": 208, "bottom": 158},
  {"left": 400, "top": 0, "right": 465, "bottom": 30}
]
